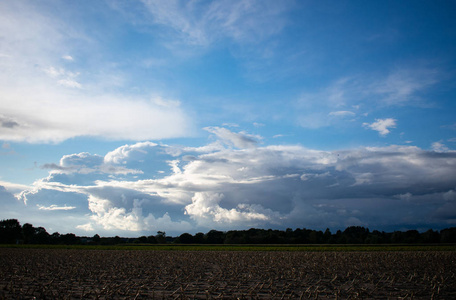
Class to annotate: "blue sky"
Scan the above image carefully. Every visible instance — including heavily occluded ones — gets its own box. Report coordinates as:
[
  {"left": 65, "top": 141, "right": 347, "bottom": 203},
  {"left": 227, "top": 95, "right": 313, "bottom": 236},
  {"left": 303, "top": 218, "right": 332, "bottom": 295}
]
[{"left": 1, "top": 0, "right": 456, "bottom": 237}]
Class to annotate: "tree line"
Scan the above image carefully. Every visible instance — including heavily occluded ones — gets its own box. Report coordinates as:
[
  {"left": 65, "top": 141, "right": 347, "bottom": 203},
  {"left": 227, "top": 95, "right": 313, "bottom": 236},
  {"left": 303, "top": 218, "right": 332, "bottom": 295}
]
[{"left": 1, "top": 219, "right": 456, "bottom": 245}]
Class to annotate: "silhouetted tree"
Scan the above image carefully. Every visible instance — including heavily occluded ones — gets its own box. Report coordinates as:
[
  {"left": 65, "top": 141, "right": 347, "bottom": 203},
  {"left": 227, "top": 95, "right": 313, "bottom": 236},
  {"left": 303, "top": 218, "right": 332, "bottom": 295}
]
[
  {"left": 323, "top": 228, "right": 332, "bottom": 243},
  {"left": 176, "top": 233, "right": 194, "bottom": 244},
  {"left": 205, "top": 230, "right": 225, "bottom": 244},
  {"left": 156, "top": 231, "right": 166, "bottom": 244},
  {"left": 4, "top": 218, "right": 456, "bottom": 246},
  {"left": 22, "top": 223, "right": 35, "bottom": 243},
  {"left": 147, "top": 235, "right": 157, "bottom": 244},
  {"left": 33, "top": 227, "right": 50, "bottom": 244},
  {"left": 50, "top": 232, "right": 61, "bottom": 244},
  {"left": 60, "top": 233, "right": 79, "bottom": 245},
  {"left": 403, "top": 230, "right": 421, "bottom": 243},
  {"left": 193, "top": 232, "right": 205, "bottom": 244},
  {"left": 440, "top": 228, "right": 456, "bottom": 243},
  {"left": 0, "top": 219, "right": 22, "bottom": 243},
  {"left": 92, "top": 234, "right": 101, "bottom": 244},
  {"left": 422, "top": 229, "right": 440, "bottom": 243},
  {"left": 135, "top": 236, "right": 148, "bottom": 243},
  {"left": 225, "top": 230, "right": 247, "bottom": 244},
  {"left": 343, "top": 226, "right": 369, "bottom": 244}
]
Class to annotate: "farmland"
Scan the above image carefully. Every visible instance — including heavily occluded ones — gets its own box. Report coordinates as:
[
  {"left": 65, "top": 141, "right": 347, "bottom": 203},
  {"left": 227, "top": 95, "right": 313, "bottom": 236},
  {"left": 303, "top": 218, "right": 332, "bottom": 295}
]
[{"left": 1, "top": 248, "right": 455, "bottom": 299}]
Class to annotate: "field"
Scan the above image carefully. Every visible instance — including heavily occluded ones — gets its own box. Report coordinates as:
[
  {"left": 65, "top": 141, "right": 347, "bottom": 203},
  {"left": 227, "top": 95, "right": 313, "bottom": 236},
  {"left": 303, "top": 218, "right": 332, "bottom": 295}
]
[{"left": 1, "top": 247, "right": 455, "bottom": 299}]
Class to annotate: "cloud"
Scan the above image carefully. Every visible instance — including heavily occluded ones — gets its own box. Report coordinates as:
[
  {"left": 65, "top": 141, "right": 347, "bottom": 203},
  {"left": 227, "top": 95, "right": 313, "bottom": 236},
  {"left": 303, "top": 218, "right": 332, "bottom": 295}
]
[
  {"left": 37, "top": 204, "right": 76, "bottom": 211},
  {"left": 86, "top": 195, "right": 191, "bottom": 233},
  {"left": 44, "top": 151, "right": 141, "bottom": 177},
  {"left": 0, "top": 1, "right": 193, "bottom": 144},
  {"left": 0, "top": 181, "right": 32, "bottom": 195},
  {"left": 104, "top": 142, "right": 158, "bottom": 164},
  {"left": 204, "top": 127, "right": 261, "bottom": 149},
  {"left": 11, "top": 144, "right": 456, "bottom": 234},
  {"left": 140, "top": 0, "right": 291, "bottom": 46},
  {"left": 363, "top": 118, "right": 397, "bottom": 136},
  {"left": 0, "top": 87, "right": 193, "bottom": 143},
  {"left": 185, "top": 192, "right": 277, "bottom": 227},
  {"left": 152, "top": 96, "right": 181, "bottom": 108},
  {"left": 222, "top": 123, "right": 239, "bottom": 128},
  {"left": 372, "top": 68, "right": 439, "bottom": 105},
  {"left": 432, "top": 141, "right": 450, "bottom": 152},
  {"left": 62, "top": 55, "right": 74, "bottom": 61},
  {"left": 61, "top": 153, "right": 104, "bottom": 168},
  {"left": 296, "top": 66, "right": 441, "bottom": 129},
  {"left": 4, "top": 138, "right": 456, "bottom": 236},
  {"left": 329, "top": 111, "right": 355, "bottom": 117},
  {"left": 36, "top": 151, "right": 143, "bottom": 189},
  {"left": 76, "top": 223, "right": 94, "bottom": 232},
  {"left": 57, "top": 79, "right": 82, "bottom": 89},
  {"left": 442, "top": 123, "right": 456, "bottom": 131},
  {"left": 0, "top": 115, "right": 19, "bottom": 129},
  {"left": 40, "top": 163, "right": 70, "bottom": 171},
  {"left": 0, "top": 185, "right": 23, "bottom": 206}
]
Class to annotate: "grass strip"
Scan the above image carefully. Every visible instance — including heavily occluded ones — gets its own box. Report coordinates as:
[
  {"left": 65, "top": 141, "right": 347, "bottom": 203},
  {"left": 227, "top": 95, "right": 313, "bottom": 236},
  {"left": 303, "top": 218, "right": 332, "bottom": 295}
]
[{"left": 1, "top": 243, "right": 455, "bottom": 251}]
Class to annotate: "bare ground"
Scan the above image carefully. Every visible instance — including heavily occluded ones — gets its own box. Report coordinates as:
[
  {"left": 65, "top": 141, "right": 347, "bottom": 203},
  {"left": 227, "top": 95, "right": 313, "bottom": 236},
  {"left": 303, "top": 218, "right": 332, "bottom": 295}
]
[{"left": 1, "top": 249, "right": 455, "bottom": 299}]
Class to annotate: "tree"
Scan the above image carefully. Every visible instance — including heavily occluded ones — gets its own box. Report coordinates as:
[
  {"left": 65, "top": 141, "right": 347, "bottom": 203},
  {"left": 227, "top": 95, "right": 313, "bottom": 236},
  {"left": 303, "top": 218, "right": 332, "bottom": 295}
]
[
  {"left": 176, "top": 233, "right": 194, "bottom": 244},
  {"left": 33, "top": 227, "right": 50, "bottom": 244},
  {"left": 92, "top": 234, "right": 101, "bottom": 244},
  {"left": 323, "top": 228, "right": 332, "bottom": 243},
  {"left": 147, "top": 235, "right": 157, "bottom": 244},
  {"left": 403, "top": 230, "right": 420, "bottom": 243},
  {"left": 421, "top": 229, "right": 439, "bottom": 243},
  {"left": 205, "top": 230, "right": 225, "bottom": 244},
  {"left": 135, "top": 236, "right": 148, "bottom": 243},
  {"left": 156, "top": 231, "right": 166, "bottom": 244},
  {"left": 0, "top": 219, "right": 22, "bottom": 244},
  {"left": 22, "top": 223, "right": 35, "bottom": 244},
  {"left": 440, "top": 228, "right": 456, "bottom": 243},
  {"left": 60, "top": 233, "right": 79, "bottom": 245},
  {"left": 343, "top": 226, "right": 369, "bottom": 244},
  {"left": 193, "top": 232, "right": 205, "bottom": 244}
]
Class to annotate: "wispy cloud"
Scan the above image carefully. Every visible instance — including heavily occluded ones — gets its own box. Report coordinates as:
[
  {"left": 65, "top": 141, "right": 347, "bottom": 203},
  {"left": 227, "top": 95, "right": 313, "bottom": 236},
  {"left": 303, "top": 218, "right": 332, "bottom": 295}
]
[
  {"left": 372, "top": 68, "right": 439, "bottom": 106},
  {"left": 140, "top": 0, "right": 291, "bottom": 46},
  {"left": 38, "top": 204, "right": 76, "bottom": 211},
  {"left": 204, "top": 127, "right": 261, "bottom": 149},
  {"left": 0, "top": 1, "right": 193, "bottom": 143},
  {"left": 296, "top": 66, "right": 439, "bottom": 130},
  {"left": 329, "top": 111, "right": 356, "bottom": 117},
  {"left": 62, "top": 55, "right": 74, "bottom": 61}
]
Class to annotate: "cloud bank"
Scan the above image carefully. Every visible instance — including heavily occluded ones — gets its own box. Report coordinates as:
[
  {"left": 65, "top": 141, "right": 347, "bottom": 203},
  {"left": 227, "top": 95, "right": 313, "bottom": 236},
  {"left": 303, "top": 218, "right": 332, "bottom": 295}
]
[{"left": 2, "top": 127, "right": 455, "bottom": 236}]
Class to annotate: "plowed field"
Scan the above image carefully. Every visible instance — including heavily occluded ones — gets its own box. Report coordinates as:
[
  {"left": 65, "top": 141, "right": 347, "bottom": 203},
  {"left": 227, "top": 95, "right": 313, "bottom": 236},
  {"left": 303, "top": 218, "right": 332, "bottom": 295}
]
[{"left": 1, "top": 249, "right": 455, "bottom": 299}]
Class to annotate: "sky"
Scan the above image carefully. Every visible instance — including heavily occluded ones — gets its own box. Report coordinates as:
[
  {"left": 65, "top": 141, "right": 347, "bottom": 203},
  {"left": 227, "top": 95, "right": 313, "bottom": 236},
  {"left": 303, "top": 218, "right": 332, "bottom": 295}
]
[{"left": 1, "top": 0, "right": 456, "bottom": 237}]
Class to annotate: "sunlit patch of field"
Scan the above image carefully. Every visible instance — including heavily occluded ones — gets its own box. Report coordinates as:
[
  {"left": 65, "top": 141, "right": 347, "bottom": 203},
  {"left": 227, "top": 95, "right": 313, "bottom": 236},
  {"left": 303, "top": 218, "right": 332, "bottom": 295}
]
[{"left": 1, "top": 248, "right": 455, "bottom": 299}]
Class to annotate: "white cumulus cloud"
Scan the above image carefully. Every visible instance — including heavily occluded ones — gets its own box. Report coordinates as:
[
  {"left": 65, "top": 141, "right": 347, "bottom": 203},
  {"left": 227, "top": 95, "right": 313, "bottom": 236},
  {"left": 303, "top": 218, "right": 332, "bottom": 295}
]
[
  {"left": 185, "top": 192, "right": 277, "bottom": 227},
  {"left": 363, "top": 118, "right": 397, "bottom": 136}
]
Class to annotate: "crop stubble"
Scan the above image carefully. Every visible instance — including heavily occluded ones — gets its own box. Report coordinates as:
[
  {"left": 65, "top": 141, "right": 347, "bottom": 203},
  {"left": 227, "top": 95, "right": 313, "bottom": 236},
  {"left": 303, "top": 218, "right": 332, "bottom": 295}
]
[{"left": 0, "top": 249, "right": 455, "bottom": 299}]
